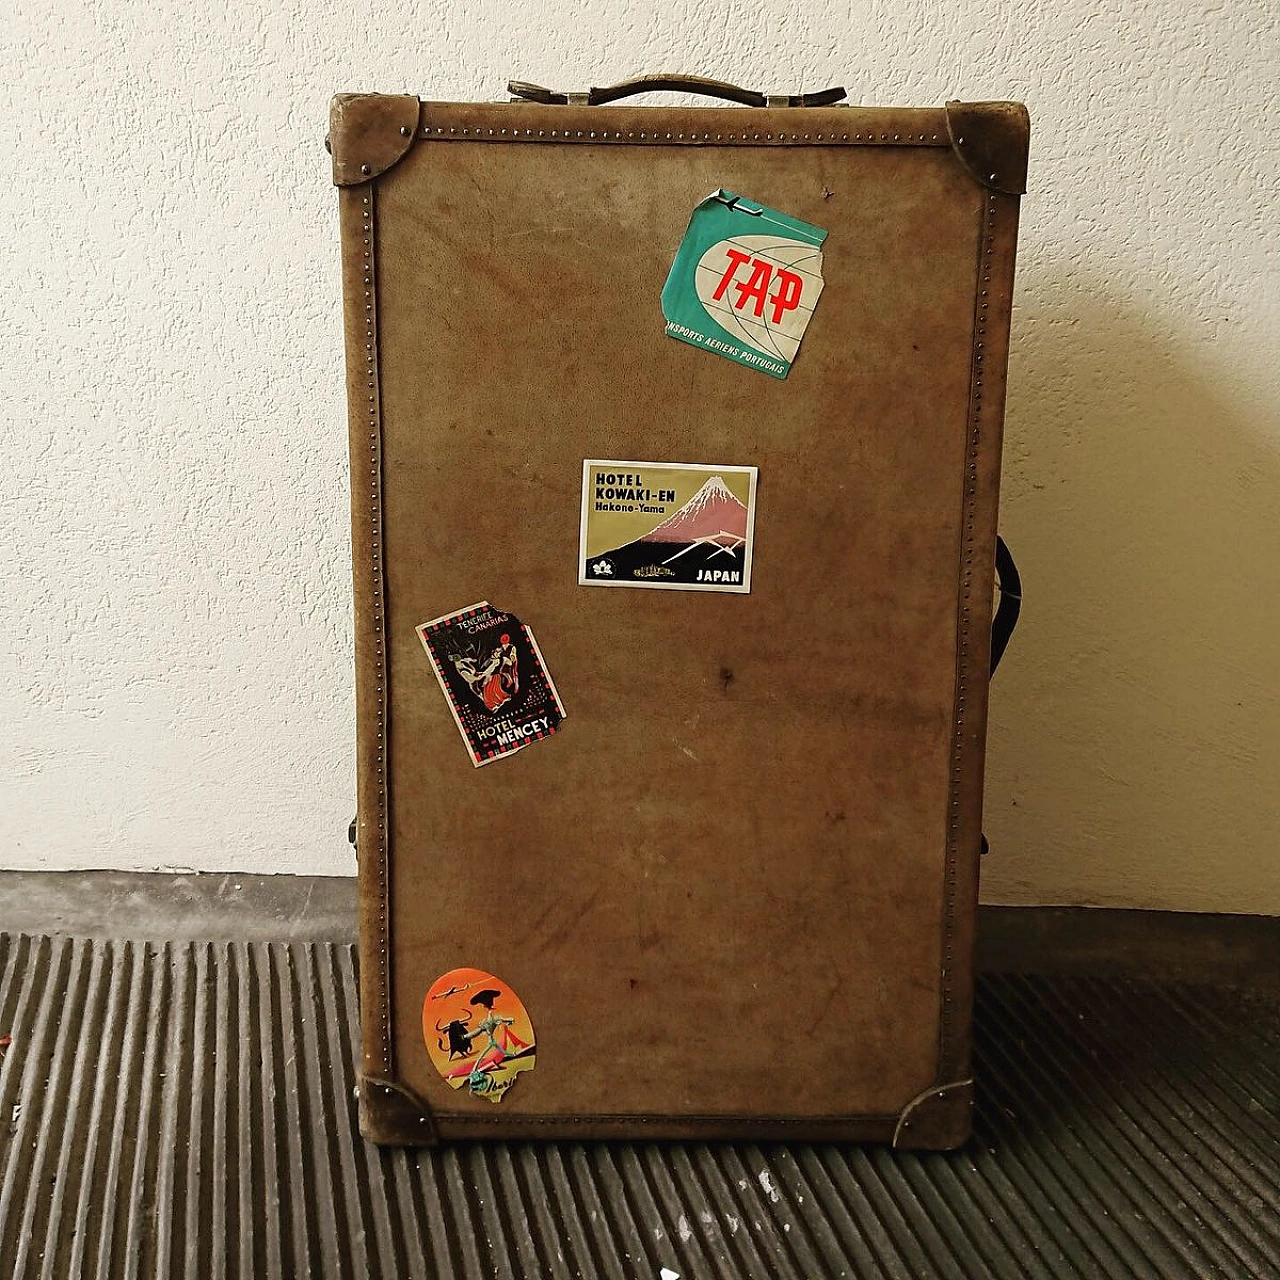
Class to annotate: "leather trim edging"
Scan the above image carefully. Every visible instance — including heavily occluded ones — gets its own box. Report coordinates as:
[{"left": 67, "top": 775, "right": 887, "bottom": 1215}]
[
  {"left": 945, "top": 101, "right": 1030, "bottom": 194},
  {"left": 937, "top": 190, "right": 999, "bottom": 1083},
  {"left": 342, "top": 184, "right": 394, "bottom": 1083},
  {"left": 330, "top": 94, "right": 420, "bottom": 186},
  {"left": 936, "top": 186, "right": 1022, "bottom": 1107}
]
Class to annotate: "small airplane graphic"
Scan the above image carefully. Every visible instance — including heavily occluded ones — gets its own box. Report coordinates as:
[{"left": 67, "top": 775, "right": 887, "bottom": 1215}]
[{"left": 430, "top": 981, "right": 476, "bottom": 1000}]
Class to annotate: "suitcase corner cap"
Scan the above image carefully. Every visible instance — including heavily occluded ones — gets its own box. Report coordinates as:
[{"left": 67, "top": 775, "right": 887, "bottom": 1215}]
[
  {"left": 892, "top": 1076, "right": 974, "bottom": 1150},
  {"left": 329, "top": 93, "right": 421, "bottom": 186},
  {"left": 944, "top": 101, "right": 1030, "bottom": 196},
  {"left": 358, "top": 1073, "right": 440, "bottom": 1145}
]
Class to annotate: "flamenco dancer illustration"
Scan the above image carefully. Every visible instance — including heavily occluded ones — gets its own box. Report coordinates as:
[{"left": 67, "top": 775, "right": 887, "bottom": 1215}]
[{"left": 451, "top": 633, "right": 519, "bottom": 712}]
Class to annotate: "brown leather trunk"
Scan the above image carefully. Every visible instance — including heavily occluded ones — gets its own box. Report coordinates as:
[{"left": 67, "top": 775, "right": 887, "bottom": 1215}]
[{"left": 331, "top": 82, "right": 1029, "bottom": 1149}]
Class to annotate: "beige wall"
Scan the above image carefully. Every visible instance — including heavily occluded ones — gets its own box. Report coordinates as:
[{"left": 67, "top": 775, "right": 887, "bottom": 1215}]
[
  {"left": 983, "top": 274, "right": 1280, "bottom": 913},
  {"left": 0, "top": 0, "right": 1276, "bottom": 908}
]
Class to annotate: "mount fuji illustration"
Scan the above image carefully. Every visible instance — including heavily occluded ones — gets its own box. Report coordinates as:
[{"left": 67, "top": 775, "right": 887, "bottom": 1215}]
[
  {"left": 586, "top": 476, "right": 752, "bottom": 589},
  {"left": 638, "top": 476, "right": 749, "bottom": 545}
]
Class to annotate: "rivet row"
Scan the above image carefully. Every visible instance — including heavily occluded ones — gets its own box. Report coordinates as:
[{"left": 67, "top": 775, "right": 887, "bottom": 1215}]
[
  {"left": 360, "top": 190, "right": 392, "bottom": 1060},
  {"left": 420, "top": 124, "right": 945, "bottom": 145}
]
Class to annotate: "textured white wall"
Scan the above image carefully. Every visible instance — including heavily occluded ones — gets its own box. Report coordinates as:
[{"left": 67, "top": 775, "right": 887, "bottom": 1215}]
[{"left": 1, "top": 2, "right": 1277, "bottom": 907}]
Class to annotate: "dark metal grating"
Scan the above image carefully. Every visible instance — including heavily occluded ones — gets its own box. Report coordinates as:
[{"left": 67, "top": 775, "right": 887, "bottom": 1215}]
[{"left": 0, "top": 932, "right": 1276, "bottom": 1278}]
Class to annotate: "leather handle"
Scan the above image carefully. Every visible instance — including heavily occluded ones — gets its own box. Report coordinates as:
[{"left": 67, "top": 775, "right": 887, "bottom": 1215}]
[{"left": 508, "top": 75, "right": 847, "bottom": 109}]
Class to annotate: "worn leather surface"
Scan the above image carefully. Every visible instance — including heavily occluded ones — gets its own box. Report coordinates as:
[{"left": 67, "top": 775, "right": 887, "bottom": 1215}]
[{"left": 337, "top": 98, "right": 1026, "bottom": 1146}]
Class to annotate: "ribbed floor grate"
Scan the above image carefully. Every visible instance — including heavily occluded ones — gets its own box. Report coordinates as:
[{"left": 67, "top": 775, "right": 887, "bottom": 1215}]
[{"left": 0, "top": 934, "right": 1275, "bottom": 1278}]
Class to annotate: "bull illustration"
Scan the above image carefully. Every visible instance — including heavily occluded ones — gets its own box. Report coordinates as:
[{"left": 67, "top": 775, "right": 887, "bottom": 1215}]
[{"left": 436, "top": 1012, "right": 474, "bottom": 1059}]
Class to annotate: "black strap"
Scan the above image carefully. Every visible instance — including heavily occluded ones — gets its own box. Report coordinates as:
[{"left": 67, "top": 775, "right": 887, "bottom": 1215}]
[
  {"left": 991, "top": 535, "right": 1021, "bottom": 676},
  {"left": 980, "top": 536, "right": 1020, "bottom": 860}
]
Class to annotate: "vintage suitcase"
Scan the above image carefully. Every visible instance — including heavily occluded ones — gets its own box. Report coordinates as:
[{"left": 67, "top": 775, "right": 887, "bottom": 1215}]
[{"left": 331, "top": 75, "right": 1029, "bottom": 1149}]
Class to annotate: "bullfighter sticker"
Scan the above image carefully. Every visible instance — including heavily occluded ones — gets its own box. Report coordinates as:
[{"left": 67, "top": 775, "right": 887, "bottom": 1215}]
[
  {"left": 662, "top": 190, "right": 827, "bottom": 378},
  {"left": 424, "top": 968, "right": 535, "bottom": 1103},
  {"left": 579, "top": 460, "right": 758, "bottom": 593},
  {"left": 417, "top": 602, "right": 565, "bottom": 766}
]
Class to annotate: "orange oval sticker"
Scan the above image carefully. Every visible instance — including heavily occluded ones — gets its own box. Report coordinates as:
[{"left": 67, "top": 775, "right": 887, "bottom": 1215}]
[{"left": 423, "top": 968, "right": 536, "bottom": 1103}]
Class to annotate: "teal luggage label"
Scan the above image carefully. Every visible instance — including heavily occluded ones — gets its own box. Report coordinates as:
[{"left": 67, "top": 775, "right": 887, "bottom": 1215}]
[{"left": 661, "top": 190, "right": 828, "bottom": 379}]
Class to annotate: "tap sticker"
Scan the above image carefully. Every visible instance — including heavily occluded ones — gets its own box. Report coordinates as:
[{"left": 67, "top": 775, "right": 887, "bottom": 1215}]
[
  {"left": 417, "top": 602, "right": 565, "bottom": 766},
  {"left": 579, "top": 460, "right": 758, "bottom": 593},
  {"left": 424, "top": 968, "right": 536, "bottom": 1103},
  {"left": 662, "top": 190, "right": 827, "bottom": 379}
]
